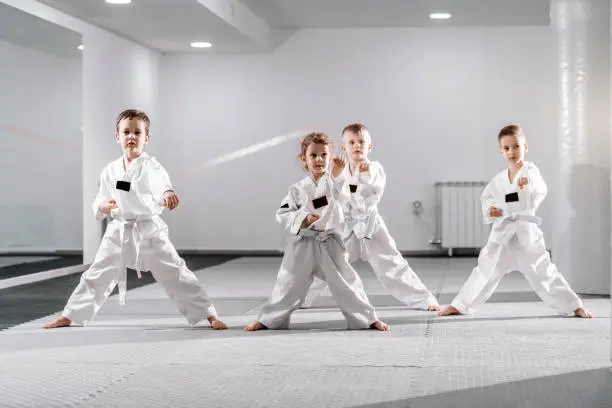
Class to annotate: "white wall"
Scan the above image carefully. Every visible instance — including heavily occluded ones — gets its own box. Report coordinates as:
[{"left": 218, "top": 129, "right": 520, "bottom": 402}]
[
  {"left": 158, "top": 27, "right": 556, "bottom": 252},
  {"left": 0, "top": 1, "right": 556, "bottom": 254},
  {"left": 0, "top": 39, "right": 81, "bottom": 252},
  {"left": 0, "top": 0, "right": 161, "bottom": 262}
]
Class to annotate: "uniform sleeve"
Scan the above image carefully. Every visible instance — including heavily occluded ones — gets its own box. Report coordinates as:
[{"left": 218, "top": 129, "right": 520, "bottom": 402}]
[
  {"left": 524, "top": 163, "right": 547, "bottom": 212},
  {"left": 276, "top": 185, "right": 309, "bottom": 235},
  {"left": 480, "top": 180, "right": 497, "bottom": 224},
  {"left": 355, "top": 161, "right": 386, "bottom": 211},
  {"left": 92, "top": 168, "right": 113, "bottom": 220},
  {"left": 147, "top": 158, "right": 174, "bottom": 204},
  {"left": 329, "top": 172, "right": 351, "bottom": 208}
]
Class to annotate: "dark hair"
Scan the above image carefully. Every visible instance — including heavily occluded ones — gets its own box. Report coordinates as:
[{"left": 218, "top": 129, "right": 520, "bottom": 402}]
[
  {"left": 498, "top": 124, "right": 523, "bottom": 141},
  {"left": 116, "top": 109, "right": 151, "bottom": 133}
]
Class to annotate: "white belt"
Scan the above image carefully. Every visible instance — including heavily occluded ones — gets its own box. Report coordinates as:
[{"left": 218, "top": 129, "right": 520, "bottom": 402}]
[
  {"left": 503, "top": 213, "right": 541, "bottom": 225},
  {"left": 298, "top": 228, "right": 341, "bottom": 244},
  {"left": 346, "top": 214, "right": 367, "bottom": 239},
  {"left": 496, "top": 213, "right": 542, "bottom": 246},
  {"left": 346, "top": 210, "right": 379, "bottom": 240},
  {"left": 112, "top": 215, "right": 157, "bottom": 305}
]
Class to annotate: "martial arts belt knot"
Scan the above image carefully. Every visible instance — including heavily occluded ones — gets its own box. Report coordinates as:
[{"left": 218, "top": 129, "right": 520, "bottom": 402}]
[
  {"left": 115, "top": 215, "right": 154, "bottom": 305},
  {"left": 496, "top": 212, "right": 542, "bottom": 246},
  {"left": 345, "top": 210, "right": 378, "bottom": 240},
  {"left": 298, "top": 228, "right": 342, "bottom": 246},
  {"left": 503, "top": 213, "right": 541, "bottom": 225}
]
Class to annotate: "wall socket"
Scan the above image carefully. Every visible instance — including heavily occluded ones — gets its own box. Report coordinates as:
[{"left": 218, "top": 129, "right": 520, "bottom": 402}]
[{"left": 411, "top": 200, "right": 423, "bottom": 216}]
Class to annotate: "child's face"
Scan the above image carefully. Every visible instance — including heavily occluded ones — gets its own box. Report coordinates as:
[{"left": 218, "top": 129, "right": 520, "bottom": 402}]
[
  {"left": 342, "top": 130, "right": 372, "bottom": 161},
  {"left": 499, "top": 134, "right": 527, "bottom": 166},
  {"left": 302, "top": 143, "right": 331, "bottom": 177},
  {"left": 116, "top": 118, "right": 150, "bottom": 156}
]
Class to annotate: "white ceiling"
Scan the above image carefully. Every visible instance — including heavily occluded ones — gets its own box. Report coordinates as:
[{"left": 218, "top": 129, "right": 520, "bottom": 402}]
[
  {"left": 0, "top": 2, "right": 81, "bottom": 58},
  {"left": 7, "top": 0, "right": 550, "bottom": 55},
  {"left": 240, "top": 0, "right": 551, "bottom": 29}
]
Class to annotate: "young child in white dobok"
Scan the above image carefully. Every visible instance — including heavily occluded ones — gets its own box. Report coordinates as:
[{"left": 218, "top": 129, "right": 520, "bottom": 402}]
[
  {"left": 245, "top": 132, "right": 389, "bottom": 331},
  {"left": 44, "top": 109, "right": 227, "bottom": 330},
  {"left": 302, "top": 123, "right": 440, "bottom": 311},
  {"left": 438, "top": 125, "right": 592, "bottom": 318}
]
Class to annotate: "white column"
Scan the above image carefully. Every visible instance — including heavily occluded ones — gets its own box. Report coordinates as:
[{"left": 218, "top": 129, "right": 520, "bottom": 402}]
[
  {"left": 82, "top": 30, "right": 160, "bottom": 263},
  {"left": 551, "top": 0, "right": 611, "bottom": 296}
]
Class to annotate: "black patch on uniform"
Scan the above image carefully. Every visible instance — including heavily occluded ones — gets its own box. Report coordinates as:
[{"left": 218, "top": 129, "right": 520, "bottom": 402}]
[
  {"left": 312, "top": 195, "right": 328, "bottom": 209},
  {"left": 280, "top": 203, "right": 289, "bottom": 208},
  {"left": 349, "top": 184, "right": 358, "bottom": 193},
  {"left": 116, "top": 180, "right": 131, "bottom": 192},
  {"left": 505, "top": 192, "right": 519, "bottom": 203}
]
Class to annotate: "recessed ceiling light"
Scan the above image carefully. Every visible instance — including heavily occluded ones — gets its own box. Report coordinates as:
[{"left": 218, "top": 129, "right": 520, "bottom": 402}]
[
  {"left": 77, "top": 44, "right": 84, "bottom": 50},
  {"left": 430, "top": 13, "right": 451, "bottom": 19},
  {"left": 190, "top": 41, "right": 213, "bottom": 48},
  {"left": 105, "top": 0, "right": 132, "bottom": 4}
]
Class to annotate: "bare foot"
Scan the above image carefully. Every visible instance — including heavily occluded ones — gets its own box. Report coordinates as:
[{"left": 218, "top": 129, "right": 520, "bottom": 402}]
[
  {"left": 574, "top": 308, "right": 593, "bottom": 318},
  {"left": 43, "top": 317, "right": 72, "bottom": 329},
  {"left": 299, "top": 301, "right": 314, "bottom": 309},
  {"left": 207, "top": 316, "right": 228, "bottom": 330},
  {"left": 428, "top": 304, "right": 441, "bottom": 312},
  {"left": 244, "top": 321, "right": 268, "bottom": 331},
  {"left": 437, "top": 306, "right": 461, "bottom": 316},
  {"left": 369, "top": 321, "right": 390, "bottom": 331}
]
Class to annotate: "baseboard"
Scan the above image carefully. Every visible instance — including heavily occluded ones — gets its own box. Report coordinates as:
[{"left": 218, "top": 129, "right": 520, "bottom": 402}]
[
  {"left": 0, "top": 250, "right": 83, "bottom": 257},
  {"left": 176, "top": 249, "right": 479, "bottom": 257},
  {"left": 176, "top": 248, "right": 551, "bottom": 258},
  {"left": 0, "top": 248, "right": 551, "bottom": 259},
  {"left": 399, "top": 249, "right": 480, "bottom": 257},
  {"left": 177, "top": 249, "right": 284, "bottom": 257}
]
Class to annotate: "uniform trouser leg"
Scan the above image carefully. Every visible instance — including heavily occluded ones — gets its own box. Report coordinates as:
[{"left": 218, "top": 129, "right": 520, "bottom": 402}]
[
  {"left": 64, "top": 230, "right": 217, "bottom": 326},
  {"left": 62, "top": 235, "right": 122, "bottom": 325},
  {"left": 302, "top": 276, "right": 329, "bottom": 307},
  {"left": 302, "top": 235, "right": 363, "bottom": 307},
  {"left": 451, "top": 242, "right": 514, "bottom": 314},
  {"left": 514, "top": 236, "right": 583, "bottom": 315},
  {"left": 366, "top": 227, "right": 439, "bottom": 309},
  {"left": 315, "top": 236, "right": 379, "bottom": 329},
  {"left": 257, "top": 239, "right": 316, "bottom": 329},
  {"left": 144, "top": 231, "right": 217, "bottom": 325}
]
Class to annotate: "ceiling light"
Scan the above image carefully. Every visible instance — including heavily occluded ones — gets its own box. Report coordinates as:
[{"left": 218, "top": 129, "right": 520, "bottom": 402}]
[
  {"left": 77, "top": 44, "right": 84, "bottom": 50},
  {"left": 105, "top": 0, "right": 132, "bottom": 4},
  {"left": 430, "top": 13, "right": 451, "bottom": 19},
  {"left": 190, "top": 41, "right": 213, "bottom": 48}
]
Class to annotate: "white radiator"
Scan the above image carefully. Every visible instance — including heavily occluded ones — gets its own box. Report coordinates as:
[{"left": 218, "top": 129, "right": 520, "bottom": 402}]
[{"left": 432, "top": 181, "right": 490, "bottom": 255}]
